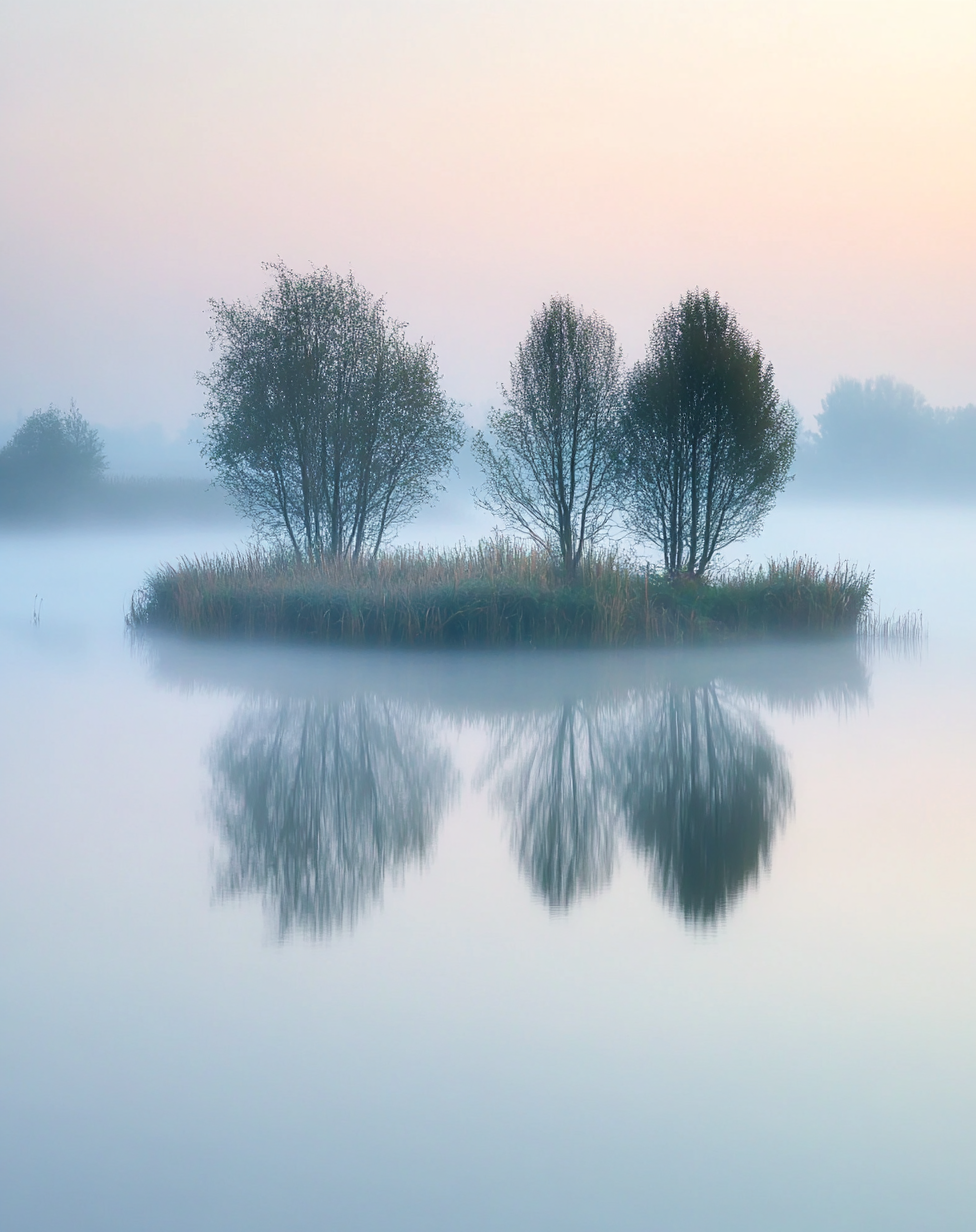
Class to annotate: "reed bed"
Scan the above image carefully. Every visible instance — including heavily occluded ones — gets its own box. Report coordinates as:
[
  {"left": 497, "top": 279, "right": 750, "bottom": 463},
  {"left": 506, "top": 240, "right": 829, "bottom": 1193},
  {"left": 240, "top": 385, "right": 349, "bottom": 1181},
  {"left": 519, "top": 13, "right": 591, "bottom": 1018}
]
[{"left": 129, "top": 539, "right": 873, "bottom": 647}]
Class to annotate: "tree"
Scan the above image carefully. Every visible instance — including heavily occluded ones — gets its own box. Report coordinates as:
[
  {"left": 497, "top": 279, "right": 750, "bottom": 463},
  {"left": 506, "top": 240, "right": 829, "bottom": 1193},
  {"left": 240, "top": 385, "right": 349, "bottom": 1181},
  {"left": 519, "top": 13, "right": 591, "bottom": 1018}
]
[
  {"left": 200, "top": 262, "right": 464, "bottom": 561},
  {"left": 620, "top": 290, "right": 796, "bottom": 578},
  {"left": 472, "top": 296, "right": 622, "bottom": 576},
  {"left": 795, "top": 376, "right": 976, "bottom": 497},
  {"left": 0, "top": 403, "right": 105, "bottom": 513}
]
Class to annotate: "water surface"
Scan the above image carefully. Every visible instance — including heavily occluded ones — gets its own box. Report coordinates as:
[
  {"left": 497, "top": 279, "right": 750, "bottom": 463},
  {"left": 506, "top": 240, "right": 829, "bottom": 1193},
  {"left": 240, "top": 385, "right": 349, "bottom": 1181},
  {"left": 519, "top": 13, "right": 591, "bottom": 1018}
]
[{"left": 1, "top": 513, "right": 974, "bottom": 1231}]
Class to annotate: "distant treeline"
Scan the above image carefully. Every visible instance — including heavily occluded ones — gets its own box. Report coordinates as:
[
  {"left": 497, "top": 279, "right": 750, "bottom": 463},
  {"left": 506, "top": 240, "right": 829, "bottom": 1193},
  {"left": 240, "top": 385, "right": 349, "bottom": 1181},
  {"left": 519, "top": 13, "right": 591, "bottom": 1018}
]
[
  {"left": 793, "top": 377, "right": 976, "bottom": 498},
  {"left": 0, "top": 404, "right": 235, "bottom": 524}
]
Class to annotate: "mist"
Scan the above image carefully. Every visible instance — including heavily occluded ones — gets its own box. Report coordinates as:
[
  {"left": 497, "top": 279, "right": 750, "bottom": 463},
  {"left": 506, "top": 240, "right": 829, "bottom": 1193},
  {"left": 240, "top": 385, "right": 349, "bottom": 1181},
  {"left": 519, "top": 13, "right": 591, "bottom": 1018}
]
[
  {"left": 791, "top": 376, "right": 976, "bottom": 499},
  {"left": 2, "top": 1, "right": 975, "bottom": 1229},
  {"left": 0, "top": 410, "right": 237, "bottom": 526},
  {"left": 3, "top": 518, "right": 975, "bottom": 1229}
]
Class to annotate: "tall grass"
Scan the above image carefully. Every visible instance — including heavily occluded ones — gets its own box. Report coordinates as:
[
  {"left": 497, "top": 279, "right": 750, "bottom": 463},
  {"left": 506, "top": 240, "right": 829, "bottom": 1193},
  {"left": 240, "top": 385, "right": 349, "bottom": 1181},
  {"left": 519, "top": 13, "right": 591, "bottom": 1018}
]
[
  {"left": 129, "top": 539, "right": 873, "bottom": 647},
  {"left": 856, "top": 608, "right": 926, "bottom": 657}
]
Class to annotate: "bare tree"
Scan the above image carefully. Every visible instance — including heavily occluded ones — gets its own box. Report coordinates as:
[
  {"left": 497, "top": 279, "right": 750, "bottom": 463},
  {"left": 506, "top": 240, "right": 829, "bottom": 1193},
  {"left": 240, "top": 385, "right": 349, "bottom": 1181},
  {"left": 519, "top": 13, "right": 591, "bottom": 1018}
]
[
  {"left": 472, "top": 297, "right": 622, "bottom": 576},
  {"left": 200, "top": 262, "right": 464, "bottom": 561},
  {"left": 620, "top": 290, "right": 796, "bottom": 578}
]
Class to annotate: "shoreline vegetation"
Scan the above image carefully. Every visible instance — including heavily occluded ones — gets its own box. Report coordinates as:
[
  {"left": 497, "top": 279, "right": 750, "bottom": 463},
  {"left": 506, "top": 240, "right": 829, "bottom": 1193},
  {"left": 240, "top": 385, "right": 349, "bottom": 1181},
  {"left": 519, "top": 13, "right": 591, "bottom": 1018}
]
[{"left": 129, "top": 539, "right": 875, "bottom": 648}]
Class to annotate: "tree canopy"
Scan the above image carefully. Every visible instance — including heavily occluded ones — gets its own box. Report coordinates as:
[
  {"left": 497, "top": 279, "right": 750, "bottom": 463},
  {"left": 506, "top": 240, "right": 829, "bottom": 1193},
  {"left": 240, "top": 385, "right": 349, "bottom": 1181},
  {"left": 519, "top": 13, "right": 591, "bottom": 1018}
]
[
  {"left": 200, "top": 262, "right": 464, "bottom": 561},
  {"left": 472, "top": 297, "right": 622, "bottom": 575},
  {"left": 620, "top": 290, "right": 796, "bottom": 577},
  {"left": 0, "top": 403, "right": 106, "bottom": 514}
]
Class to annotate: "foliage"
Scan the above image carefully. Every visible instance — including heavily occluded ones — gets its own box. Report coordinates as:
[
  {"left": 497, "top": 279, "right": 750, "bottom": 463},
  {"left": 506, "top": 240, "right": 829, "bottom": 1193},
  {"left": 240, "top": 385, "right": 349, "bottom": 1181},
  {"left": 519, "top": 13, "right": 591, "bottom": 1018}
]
[
  {"left": 130, "top": 539, "right": 872, "bottom": 647},
  {"left": 0, "top": 403, "right": 105, "bottom": 513},
  {"left": 472, "top": 297, "right": 622, "bottom": 575},
  {"left": 200, "top": 262, "right": 464, "bottom": 562},
  {"left": 620, "top": 289, "right": 797, "bottom": 577}
]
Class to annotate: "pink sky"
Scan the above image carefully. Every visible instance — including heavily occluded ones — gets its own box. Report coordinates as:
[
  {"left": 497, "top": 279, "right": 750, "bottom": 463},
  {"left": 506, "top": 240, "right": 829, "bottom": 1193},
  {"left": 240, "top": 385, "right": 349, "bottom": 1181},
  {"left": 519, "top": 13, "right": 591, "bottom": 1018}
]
[{"left": 1, "top": 0, "right": 974, "bottom": 429}]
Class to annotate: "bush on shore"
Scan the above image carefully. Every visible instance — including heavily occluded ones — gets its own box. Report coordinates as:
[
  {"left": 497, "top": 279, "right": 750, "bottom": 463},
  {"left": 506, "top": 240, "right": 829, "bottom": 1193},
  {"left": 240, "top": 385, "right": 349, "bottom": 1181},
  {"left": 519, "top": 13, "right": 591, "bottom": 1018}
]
[{"left": 129, "top": 539, "right": 872, "bottom": 647}]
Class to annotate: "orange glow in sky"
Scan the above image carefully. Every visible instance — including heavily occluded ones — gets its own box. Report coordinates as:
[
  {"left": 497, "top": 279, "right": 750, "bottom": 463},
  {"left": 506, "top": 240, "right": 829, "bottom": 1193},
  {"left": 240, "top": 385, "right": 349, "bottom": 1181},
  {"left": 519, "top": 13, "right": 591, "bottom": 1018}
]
[{"left": 1, "top": 0, "right": 974, "bottom": 427}]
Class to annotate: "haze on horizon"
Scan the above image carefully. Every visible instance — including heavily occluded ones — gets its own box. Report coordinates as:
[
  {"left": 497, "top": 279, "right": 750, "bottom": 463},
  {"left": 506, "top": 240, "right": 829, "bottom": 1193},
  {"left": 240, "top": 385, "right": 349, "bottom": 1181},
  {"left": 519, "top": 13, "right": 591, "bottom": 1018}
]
[{"left": 1, "top": 0, "right": 974, "bottom": 435}]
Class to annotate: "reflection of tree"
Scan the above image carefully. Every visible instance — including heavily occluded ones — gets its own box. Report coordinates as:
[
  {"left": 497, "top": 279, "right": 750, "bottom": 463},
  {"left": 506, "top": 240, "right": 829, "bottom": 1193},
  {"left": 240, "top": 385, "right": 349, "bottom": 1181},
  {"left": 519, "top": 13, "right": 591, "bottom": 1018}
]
[
  {"left": 617, "top": 686, "right": 792, "bottom": 924},
  {"left": 480, "top": 684, "right": 793, "bottom": 924},
  {"left": 480, "top": 704, "right": 617, "bottom": 908},
  {"left": 210, "top": 698, "right": 456, "bottom": 936}
]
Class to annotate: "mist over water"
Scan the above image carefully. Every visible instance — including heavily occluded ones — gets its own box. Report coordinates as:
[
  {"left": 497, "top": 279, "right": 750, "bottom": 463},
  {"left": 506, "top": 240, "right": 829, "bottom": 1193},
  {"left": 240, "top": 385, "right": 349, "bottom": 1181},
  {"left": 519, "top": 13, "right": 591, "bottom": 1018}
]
[
  {"left": 3, "top": 0, "right": 973, "bottom": 1221},
  {"left": 1, "top": 510, "right": 975, "bottom": 1231}
]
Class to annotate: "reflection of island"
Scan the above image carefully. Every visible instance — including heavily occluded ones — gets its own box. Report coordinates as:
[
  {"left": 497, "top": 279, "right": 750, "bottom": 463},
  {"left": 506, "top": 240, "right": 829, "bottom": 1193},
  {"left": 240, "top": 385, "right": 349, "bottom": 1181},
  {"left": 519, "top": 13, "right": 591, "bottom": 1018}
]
[
  {"left": 617, "top": 686, "right": 792, "bottom": 923},
  {"left": 210, "top": 697, "right": 457, "bottom": 936},
  {"left": 150, "top": 637, "right": 869, "bottom": 933}
]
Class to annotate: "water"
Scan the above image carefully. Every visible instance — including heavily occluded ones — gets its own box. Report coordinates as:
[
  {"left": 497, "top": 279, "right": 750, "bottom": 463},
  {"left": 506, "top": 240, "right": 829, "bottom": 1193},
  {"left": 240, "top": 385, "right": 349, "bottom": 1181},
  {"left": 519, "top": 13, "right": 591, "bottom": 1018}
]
[{"left": 1, "top": 511, "right": 974, "bottom": 1231}]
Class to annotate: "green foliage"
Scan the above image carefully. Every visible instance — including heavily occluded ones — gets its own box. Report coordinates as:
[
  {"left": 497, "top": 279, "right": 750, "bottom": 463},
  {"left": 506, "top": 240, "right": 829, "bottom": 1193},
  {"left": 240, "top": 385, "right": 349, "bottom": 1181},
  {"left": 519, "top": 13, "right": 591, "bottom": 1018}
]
[
  {"left": 130, "top": 539, "right": 872, "bottom": 647},
  {"left": 472, "top": 297, "right": 622, "bottom": 575},
  {"left": 621, "top": 290, "right": 797, "bottom": 577},
  {"left": 200, "top": 262, "right": 464, "bottom": 561},
  {"left": 0, "top": 403, "right": 105, "bottom": 514}
]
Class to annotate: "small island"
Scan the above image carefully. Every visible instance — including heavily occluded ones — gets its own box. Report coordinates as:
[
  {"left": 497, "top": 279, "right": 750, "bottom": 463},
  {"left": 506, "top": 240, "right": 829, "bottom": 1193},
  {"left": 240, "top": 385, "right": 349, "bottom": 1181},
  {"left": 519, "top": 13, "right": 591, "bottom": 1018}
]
[
  {"left": 131, "top": 265, "right": 873, "bottom": 646},
  {"left": 130, "top": 542, "right": 870, "bottom": 646}
]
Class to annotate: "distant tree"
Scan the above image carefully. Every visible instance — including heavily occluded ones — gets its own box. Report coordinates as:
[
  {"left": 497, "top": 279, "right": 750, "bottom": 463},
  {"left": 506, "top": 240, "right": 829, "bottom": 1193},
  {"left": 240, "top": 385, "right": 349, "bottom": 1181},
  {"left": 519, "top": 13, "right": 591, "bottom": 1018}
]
[
  {"left": 796, "top": 376, "right": 976, "bottom": 496},
  {"left": 620, "top": 290, "right": 796, "bottom": 578},
  {"left": 0, "top": 403, "right": 106, "bottom": 513},
  {"left": 472, "top": 297, "right": 622, "bottom": 576},
  {"left": 200, "top": 262, "right": 464, "bottom": 562}
]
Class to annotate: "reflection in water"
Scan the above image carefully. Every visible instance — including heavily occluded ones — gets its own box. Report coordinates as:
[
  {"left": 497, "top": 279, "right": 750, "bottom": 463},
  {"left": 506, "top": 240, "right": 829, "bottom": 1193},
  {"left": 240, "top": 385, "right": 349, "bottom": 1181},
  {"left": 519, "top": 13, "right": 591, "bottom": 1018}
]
[
  {"left": 479, "top": 686, "right": 792, "bottom": 923},
  {"left": 171, "top": 640, "right": 868, "bottom": 932},
  {"left": 479, "top": 704, "right": 617, "bottom": 908},
  {"left": 617, "top": 686, "right": 792, "bottom": 924},
  {"left": 211, "top": 698, "right": 457, "bottom": 936}
]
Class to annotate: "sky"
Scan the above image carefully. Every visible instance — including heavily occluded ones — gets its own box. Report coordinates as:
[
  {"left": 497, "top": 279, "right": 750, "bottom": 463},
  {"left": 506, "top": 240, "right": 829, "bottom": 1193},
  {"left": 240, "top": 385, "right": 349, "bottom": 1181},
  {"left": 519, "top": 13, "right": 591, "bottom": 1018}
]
[{"left": 1, "top": 0, "right": 974, "bottom": 432}]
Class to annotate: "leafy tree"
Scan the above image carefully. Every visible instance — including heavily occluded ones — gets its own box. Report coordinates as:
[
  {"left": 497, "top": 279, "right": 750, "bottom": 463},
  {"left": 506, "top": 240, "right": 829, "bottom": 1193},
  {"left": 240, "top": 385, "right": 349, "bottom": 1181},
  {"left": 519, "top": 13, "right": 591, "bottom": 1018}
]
[
  {"left": 620, "top": 290, "right": 796, "bottom": 578},
  {"left": 200, "top": 262, "right": 464, "bottom": 561},
  {"left": 472, "top": 297, "right": 622, "bottom": 576},
  {"left": 0, "top": 403, "right": 105, "bottom": 512}
]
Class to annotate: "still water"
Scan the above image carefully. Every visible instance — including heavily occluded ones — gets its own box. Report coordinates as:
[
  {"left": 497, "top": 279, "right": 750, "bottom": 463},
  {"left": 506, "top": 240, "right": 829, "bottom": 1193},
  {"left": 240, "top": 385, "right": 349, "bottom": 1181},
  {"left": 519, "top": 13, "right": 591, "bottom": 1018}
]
[{"left": 1, "top": 509, "right": 974, "bottom": 1231}]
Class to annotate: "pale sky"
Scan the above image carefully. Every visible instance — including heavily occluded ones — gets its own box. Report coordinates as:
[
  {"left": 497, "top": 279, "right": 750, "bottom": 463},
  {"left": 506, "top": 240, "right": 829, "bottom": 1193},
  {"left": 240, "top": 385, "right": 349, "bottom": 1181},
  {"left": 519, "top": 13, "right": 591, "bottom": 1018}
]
[{"left": 1, "top": 0, "right": 974, "bottom": 429}]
